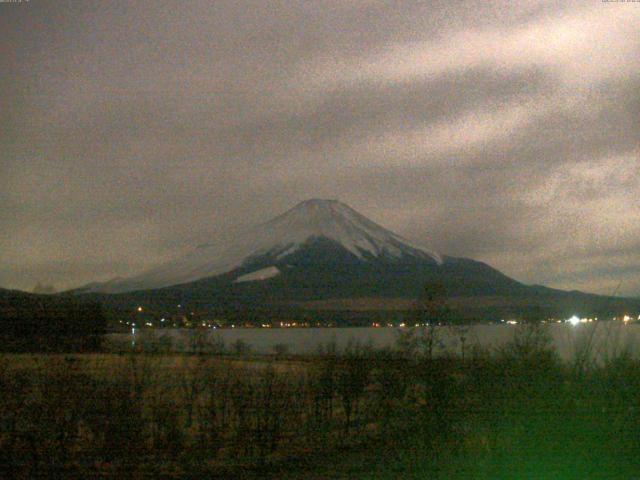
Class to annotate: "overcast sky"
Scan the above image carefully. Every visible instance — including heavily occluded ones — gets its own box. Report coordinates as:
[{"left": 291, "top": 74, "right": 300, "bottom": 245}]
[{"left": 2, "top": 0, "right": 639, "bottom": 296}]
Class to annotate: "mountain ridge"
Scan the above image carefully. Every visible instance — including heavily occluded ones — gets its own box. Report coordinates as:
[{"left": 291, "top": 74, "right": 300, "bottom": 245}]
[{"left": 82, "top": 199, "right": 442, "bottom": 293}]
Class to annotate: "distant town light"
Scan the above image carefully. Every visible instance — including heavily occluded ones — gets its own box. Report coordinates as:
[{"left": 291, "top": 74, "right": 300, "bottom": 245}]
[
  {"left": 567, "top": 316, "right": 580, "bottom": 326},
  {"left": 137, "top": 306, "right": 143, "bottom": 312}
]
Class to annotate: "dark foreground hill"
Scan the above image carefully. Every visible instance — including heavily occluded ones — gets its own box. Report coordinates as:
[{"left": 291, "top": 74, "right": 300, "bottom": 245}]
[{"left": 0, "top": 288, "right": 106, "bottom": 351}]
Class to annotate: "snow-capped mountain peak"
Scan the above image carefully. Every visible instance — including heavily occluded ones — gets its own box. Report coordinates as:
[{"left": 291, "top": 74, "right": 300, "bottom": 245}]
[
  {"left": 84, "top": 199, "right": 441, "bottom": 293},
  {"left": 254, "top": 199, "right": 440, "bottom": 262}
]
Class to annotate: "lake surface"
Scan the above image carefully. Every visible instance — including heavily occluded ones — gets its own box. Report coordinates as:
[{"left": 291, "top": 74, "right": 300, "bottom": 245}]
[{"left": 107, "top": 322, "right": 640, "bottom": 362}]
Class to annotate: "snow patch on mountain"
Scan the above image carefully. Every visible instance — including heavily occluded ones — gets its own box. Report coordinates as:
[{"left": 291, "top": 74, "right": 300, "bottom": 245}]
[{"left": 233, "top": 266, "right": 281, "bottom": 283}]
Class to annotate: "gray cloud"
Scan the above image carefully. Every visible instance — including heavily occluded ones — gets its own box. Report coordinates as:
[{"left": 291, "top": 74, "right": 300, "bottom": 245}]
[{"left": 1, "top": 0, "right": 639, "bottom": 296}]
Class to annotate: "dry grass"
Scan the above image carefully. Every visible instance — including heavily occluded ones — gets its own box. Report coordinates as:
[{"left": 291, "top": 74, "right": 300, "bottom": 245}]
[{"left": 2, "top": 325, "right": 640, "bottom": 478}]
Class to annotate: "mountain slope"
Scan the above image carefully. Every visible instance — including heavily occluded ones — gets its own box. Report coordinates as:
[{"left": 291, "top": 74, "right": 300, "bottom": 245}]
[{"left": 83, "top": 199, "right": 442, "bottom": 293}]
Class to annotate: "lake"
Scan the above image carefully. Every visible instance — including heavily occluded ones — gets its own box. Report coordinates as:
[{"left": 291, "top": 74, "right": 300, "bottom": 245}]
[{"left": 106, "top": 322, "right": 640, "bottom": 362}]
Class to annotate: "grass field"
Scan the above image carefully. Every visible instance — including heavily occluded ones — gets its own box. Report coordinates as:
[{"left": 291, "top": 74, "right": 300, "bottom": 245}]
[{"left": 2, "top": 323, "right": 640, "bottom": 478}]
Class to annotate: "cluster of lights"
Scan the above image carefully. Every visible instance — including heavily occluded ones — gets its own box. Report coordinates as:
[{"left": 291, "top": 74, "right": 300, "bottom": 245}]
[
  {"left": 566, "top": 316, "right": 599, "bottom": 326},
  {"left": 567, "top": 316, "right": 581, "bottom": 326},
  {"left": 197, "top": 323, "right": 218, "bottom": 329},
  {"left": 126, "top": 305, "right": 640, "bottom": 331},
  {"left": 497, "top": 315, "right": 640, "bottom": 326},
  {"left": 278, "top": 321, "right": 306, "bottom": 328},
  {"left": 371, "top": 322, "right": 428, "bottom": 328}
]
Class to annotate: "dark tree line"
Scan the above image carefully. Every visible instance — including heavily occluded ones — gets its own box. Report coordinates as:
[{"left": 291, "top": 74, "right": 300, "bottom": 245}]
[{"left": 0, "top": 289, "right": 106, "bottom": 352}]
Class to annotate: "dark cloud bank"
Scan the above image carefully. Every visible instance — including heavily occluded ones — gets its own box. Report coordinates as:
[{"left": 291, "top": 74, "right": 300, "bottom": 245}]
[{"left": 1, "top": 0, "right": 639, "bottom": 296}]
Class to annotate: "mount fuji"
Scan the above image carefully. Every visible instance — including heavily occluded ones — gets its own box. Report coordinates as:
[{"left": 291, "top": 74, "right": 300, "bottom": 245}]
[
  {"left": 79, "top": 199, "right": 638, "bottom": 321},
  {"left": 84, "top": 199, "right": 446, "bottom": 294}
]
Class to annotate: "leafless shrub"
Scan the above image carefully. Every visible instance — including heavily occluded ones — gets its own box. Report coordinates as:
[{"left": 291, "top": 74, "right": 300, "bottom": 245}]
[
  {"left": 178, "top": 357, "right": 208, "bottom": 430},
  {"left": 370, "top": 349, "right": 411, "bottom": 432},
  {"left": 182, "top": 328, "right": 213, "bottom": 355},
  {"left": 272, "top": 343, "right": 289, "bottom": 359},
  {"left": 80, "top": 373, "right": 146, "bottom": 468},
  {"left": 198, "top": 361, "right": 233, "bottom": 456},
  {"left": 252, "top": 364, "right": 297, "bottom": 460},
  {"left": 231, "top": 339, "right": 251, "bottom": 356},
  {"left": 336, "top": 343, "right": 373, "bottom": 433}
]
